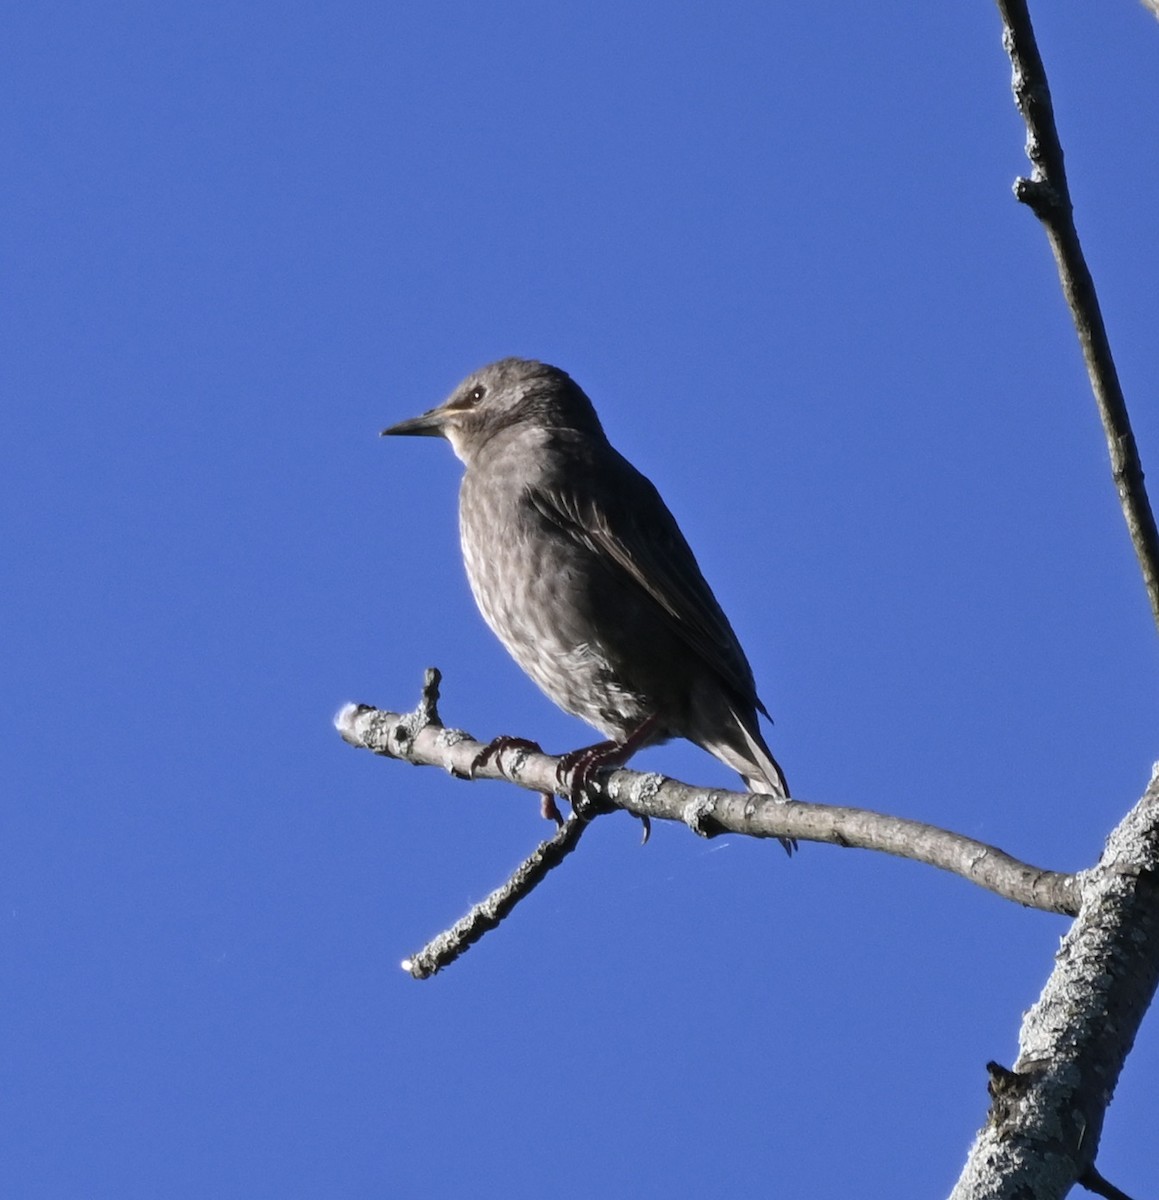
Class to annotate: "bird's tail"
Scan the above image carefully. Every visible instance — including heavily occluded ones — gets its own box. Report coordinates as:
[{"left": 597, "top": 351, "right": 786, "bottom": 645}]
[
  {"left": 732, "top": 709, "right": 790, "bottom": 800},
  {"left": 698, "top": 705, "right": 795, "bottom": 853},
  {"left": 695, "top": 703, "right": 789, "bottom": 799}
]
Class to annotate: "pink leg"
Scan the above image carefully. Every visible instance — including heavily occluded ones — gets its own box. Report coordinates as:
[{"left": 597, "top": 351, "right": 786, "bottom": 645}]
[{"left": 556, "top": 715, "right": 660, "bottom": 835}]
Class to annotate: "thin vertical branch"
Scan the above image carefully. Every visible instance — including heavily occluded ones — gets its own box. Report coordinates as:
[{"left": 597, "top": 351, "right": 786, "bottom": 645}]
[{"left": 997, "top": 0, "right": 1159, "bottom": 635}]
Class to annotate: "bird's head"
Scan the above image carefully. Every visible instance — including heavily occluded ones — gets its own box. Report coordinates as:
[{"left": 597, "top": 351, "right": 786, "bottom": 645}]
[{"left": 381, "top": 357, "right": 604, "bottom": 464}]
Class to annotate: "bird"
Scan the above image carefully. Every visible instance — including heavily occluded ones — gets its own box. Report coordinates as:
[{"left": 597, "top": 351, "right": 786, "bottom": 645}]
[{"left": 382, "top": 357, "right": 792, "bottom": 848}]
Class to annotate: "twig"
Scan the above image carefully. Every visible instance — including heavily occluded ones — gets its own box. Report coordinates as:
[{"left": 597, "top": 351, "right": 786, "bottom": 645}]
[
  {"left": 1079, "top": 1163, "right": 1136, "bottom": 1200},
  {"left": 401, "top": 815, "right": 590, "bottom": 979},
  {"left": 997, "top": 0, "right": 1159, "bottom": 633},
  {"left": 335, "top": 681, "right": 1081, "bottom": 918},
  {"left": 341, "top": 672, "right": 597, "bottom": 978}
]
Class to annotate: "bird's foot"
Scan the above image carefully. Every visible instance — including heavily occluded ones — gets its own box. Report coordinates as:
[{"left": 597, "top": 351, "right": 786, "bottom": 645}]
[
  {"left": 557, "top": 744, "right": 649, "bottom": 839},
  {"left": 469, "top": 736, "right": 561, "bottom": 826},
  {"left": 556, "top": 716, "right": 660, "bottom": 828},
  {"left": 469, "top": 734, "right": 543, "bottom": 778},
  {"left": 555, "top": 740, "right": 619, "bottom": 817}
]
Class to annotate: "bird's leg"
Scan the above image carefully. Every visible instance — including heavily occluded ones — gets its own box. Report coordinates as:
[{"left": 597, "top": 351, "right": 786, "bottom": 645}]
[
  {"left": 553, "top": 739, "right": 616, "bottom": 806},
  {"left": 469, "top": 736, "right": 563, "bottom": 828},
  {"left": 556, "top": 715, "right": 660, "bottom": 838}
]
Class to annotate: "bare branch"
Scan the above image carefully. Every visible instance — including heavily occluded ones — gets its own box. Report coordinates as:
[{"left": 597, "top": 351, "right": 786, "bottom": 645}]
[
  {"left": 335, "top": 679, "right": 1080, "bottom": 918},
  {"left": 401, "top": 814, "right": 590, "bottom": 979},
  {"left": 997, "top": 0, "right": 1159, "bottom": 634},
  {"left": 950, "top": 767, "right": 1159, "bottom": 1198}
]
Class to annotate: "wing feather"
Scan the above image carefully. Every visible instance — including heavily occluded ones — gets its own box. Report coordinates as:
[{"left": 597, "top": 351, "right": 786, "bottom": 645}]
[{"left": 526, "top": 445, "right": 769, "bottom": 717}]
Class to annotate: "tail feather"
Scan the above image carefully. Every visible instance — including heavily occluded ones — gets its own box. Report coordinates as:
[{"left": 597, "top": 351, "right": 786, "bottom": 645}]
[
  {"left": 685, "top": 684, "right": 794, "bottom": 850},
  {"left": 710, "top": 705, "right": 796, "bottom": 855},
  {"left": 732, "top": 710, "right": 789, "bottom": 799}
]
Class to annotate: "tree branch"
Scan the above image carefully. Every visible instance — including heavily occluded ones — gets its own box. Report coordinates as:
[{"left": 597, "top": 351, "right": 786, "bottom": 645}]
[
  {"left": 400, "top": 812, "right": 590, "bottom": 979},
  {"left": 335, "top": 674, "right": 1080, "bottom": 920},
  {"left": 997, "top": 0, "right": 1159, "bottom": 634},
  {"left": 949, "top": 766, "right": 1159, "bottom": 1199}
]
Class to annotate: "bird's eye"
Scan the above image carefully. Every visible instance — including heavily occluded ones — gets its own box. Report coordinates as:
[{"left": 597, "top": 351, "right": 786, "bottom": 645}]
[{"left": 469, "top": 385, "right": 486, "bottom": 405}]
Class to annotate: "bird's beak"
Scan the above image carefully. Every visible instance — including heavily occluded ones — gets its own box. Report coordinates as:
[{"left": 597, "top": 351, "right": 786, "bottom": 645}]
[{"left": 380, "top": 408, "right": 447, "bottom": 438}]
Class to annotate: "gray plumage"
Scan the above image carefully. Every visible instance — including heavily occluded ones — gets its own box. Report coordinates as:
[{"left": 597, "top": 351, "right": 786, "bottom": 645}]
[{"left": 382, "top": 357, "right": 789, "bottom": 801}]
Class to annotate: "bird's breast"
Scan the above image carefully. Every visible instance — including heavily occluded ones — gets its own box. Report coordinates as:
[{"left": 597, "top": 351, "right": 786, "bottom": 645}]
[{"left": 457, "top": 468, "right": 649, "bottom": 737}]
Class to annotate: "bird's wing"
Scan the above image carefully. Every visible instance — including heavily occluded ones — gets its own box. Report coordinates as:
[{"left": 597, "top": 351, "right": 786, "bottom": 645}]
[{"left": 526, "top": 447, "right": 769, "bottom": 717}]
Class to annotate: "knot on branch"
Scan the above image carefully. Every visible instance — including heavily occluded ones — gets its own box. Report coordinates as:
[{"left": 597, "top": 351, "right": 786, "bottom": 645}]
[
  {"left": 1013, "top": 175, "right": 1063, "bottom": 218},
  {"left": 683, "top": 792, "right": 725, "bottom": 838},
  {"left": 984, "top": 1059, "right": 1048, "bottom": 1127}
]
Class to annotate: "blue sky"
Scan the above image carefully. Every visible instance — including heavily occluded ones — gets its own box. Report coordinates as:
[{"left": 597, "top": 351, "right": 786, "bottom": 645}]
[{"left": 4, "top": 3, "right": 1158, "bottom": 1196}]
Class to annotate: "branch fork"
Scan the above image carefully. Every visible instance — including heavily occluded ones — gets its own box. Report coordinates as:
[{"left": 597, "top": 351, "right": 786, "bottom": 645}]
[{"left": 336, "top": 670, "right": 1081, "bottom": 983}]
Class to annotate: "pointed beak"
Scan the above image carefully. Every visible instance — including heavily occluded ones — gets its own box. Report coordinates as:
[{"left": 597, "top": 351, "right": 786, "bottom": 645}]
[{"left": 380, "top": 408, "right": 448, "bottom": 438}]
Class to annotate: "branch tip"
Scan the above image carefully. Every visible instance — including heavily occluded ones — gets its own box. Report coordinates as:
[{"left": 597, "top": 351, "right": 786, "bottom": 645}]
[
  {"left": 1013, "top": 175, "right": 1061, "bottom": 217},
  {"left": 401, "top": 813, "right": 592, "bottom": 979},
  {"left": 417, "top": 667, "right": 443, "bottom": 727}
]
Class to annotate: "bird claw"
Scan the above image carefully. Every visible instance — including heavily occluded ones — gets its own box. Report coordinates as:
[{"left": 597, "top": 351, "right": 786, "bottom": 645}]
[
  {"left": 556, "top": 717, "right": 662, "bottom": 822},
  {"left": 556, "top": 747, "right": 651, "bottom": 841},
  {"left": 470, "top": 736, "right": 560, "bottom": 825},
  {"left": 555, "top": 740, "right": 618, "bottom": 815},
  {"left": 469, "top": 735, "right": 543, "bottom": 779}
]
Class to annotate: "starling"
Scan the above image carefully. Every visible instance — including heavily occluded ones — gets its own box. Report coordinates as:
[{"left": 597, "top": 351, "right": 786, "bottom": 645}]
[{"left": 382, "top": 358, "right": 791, "bottom": 838}]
